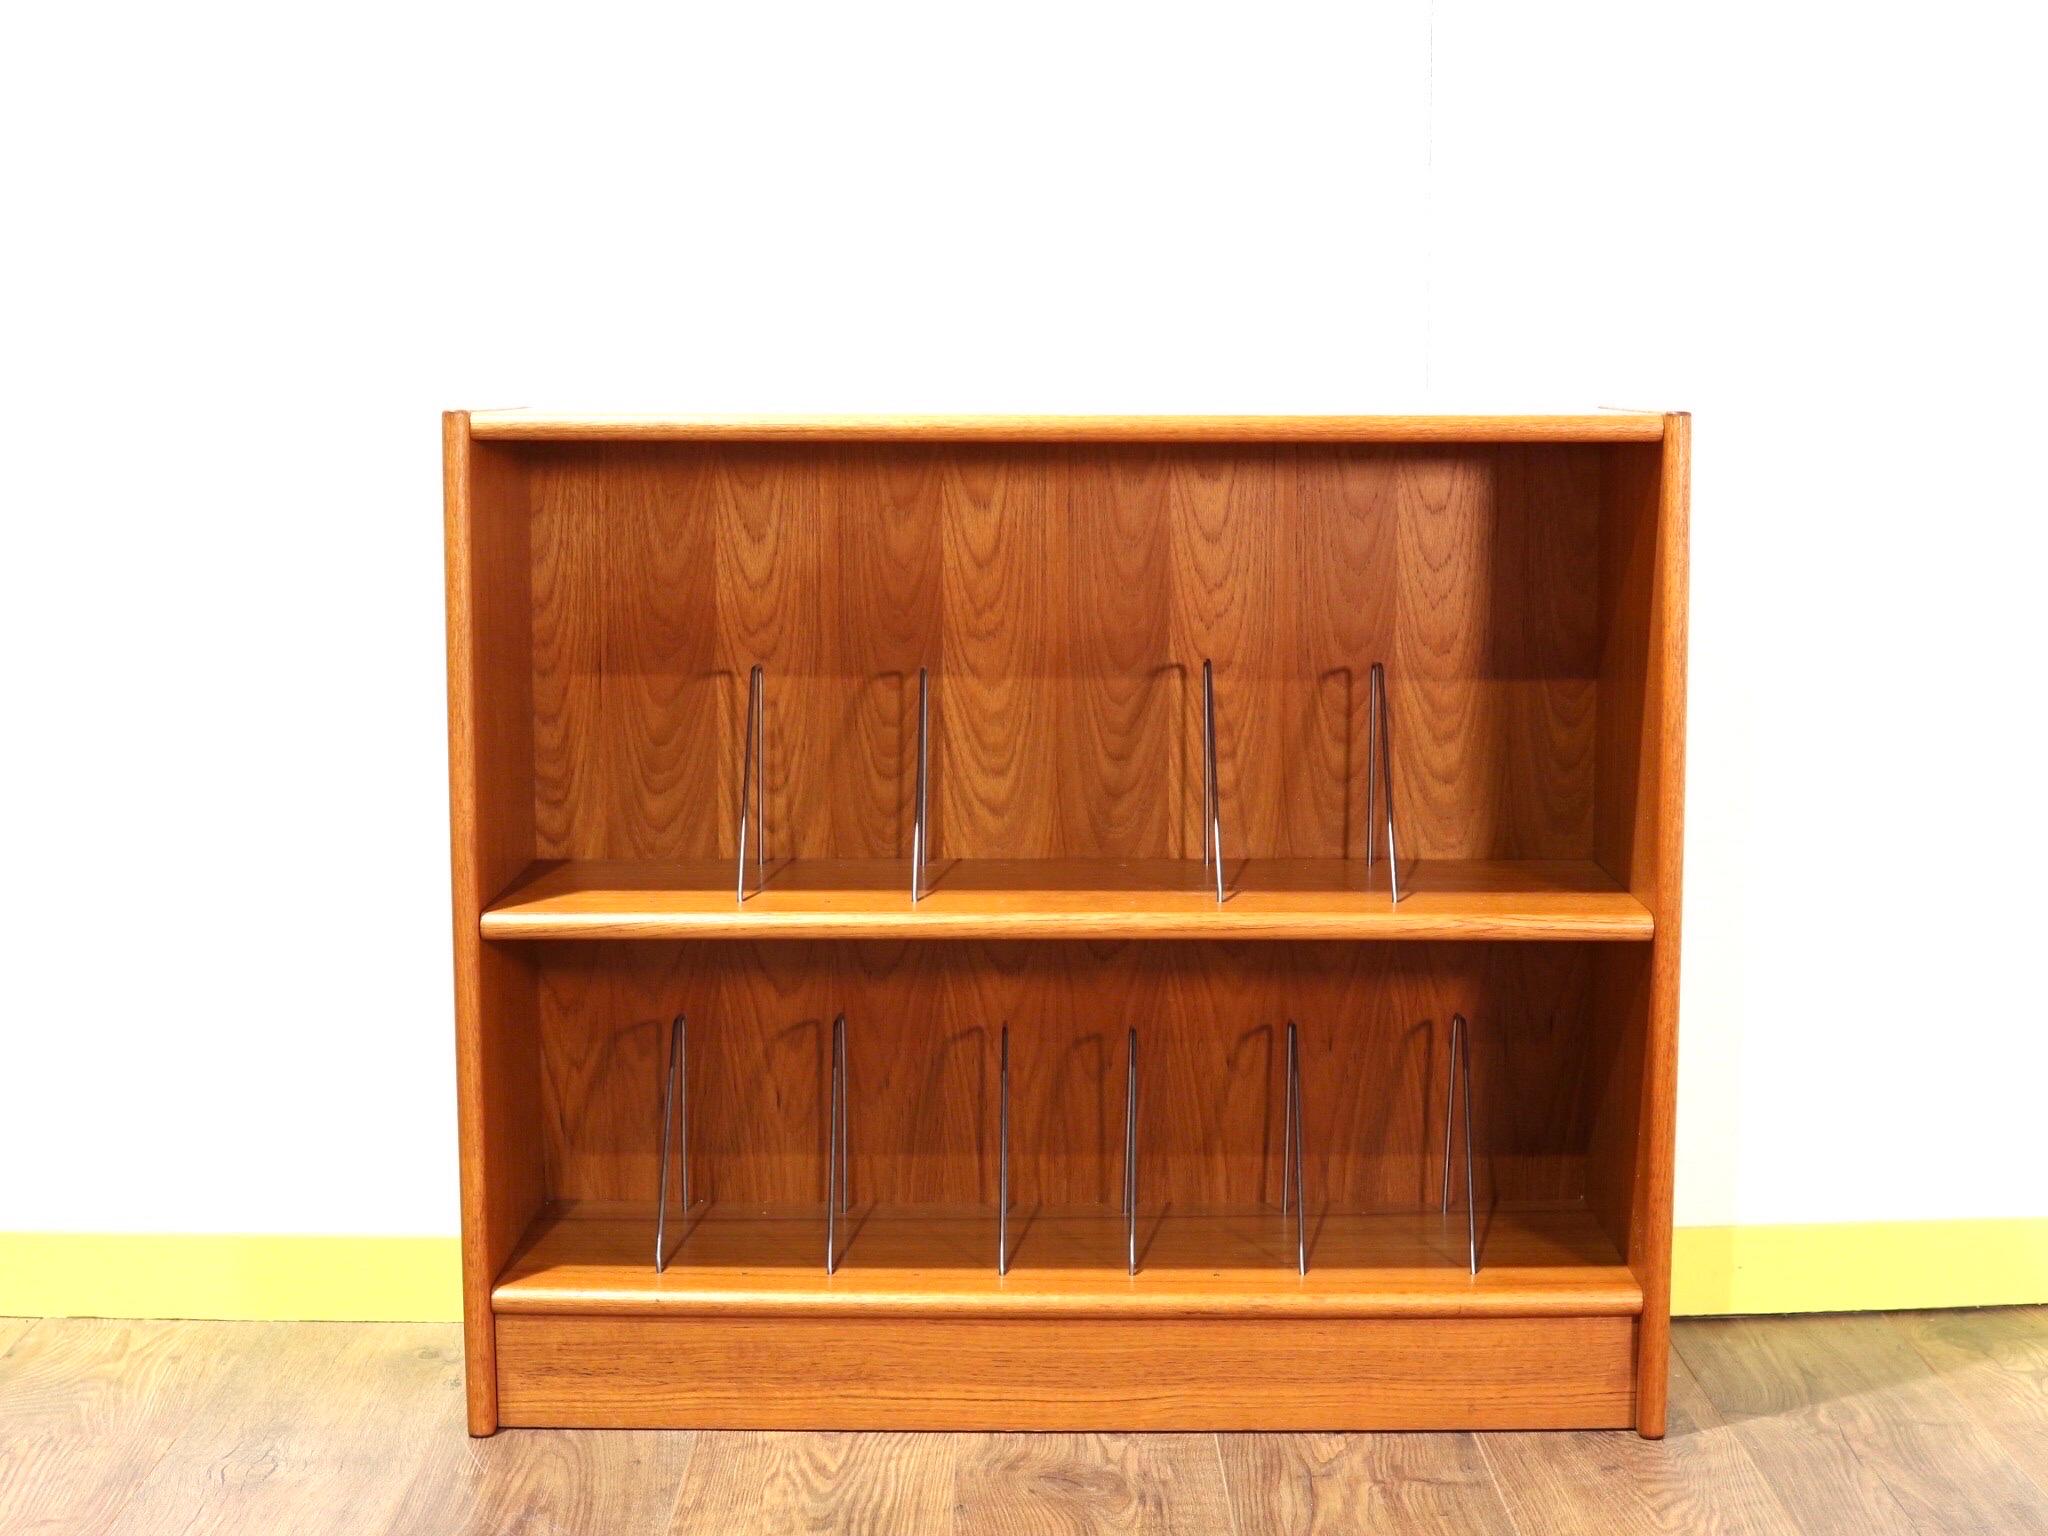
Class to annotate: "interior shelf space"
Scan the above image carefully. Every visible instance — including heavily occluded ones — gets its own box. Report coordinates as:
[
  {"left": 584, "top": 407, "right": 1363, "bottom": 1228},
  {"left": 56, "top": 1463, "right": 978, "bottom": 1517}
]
[
  {"left": 494, "top": 1203, "right": 1642, "bottom": 1319},
  {"left": 482, "top": 857, "right": 1654, "bottom": 942}
]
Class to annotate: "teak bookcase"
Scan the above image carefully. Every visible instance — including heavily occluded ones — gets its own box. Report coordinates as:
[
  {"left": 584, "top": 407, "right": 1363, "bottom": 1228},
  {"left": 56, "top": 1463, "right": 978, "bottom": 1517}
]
[{"left": 443, "top": 410, "right": 1688, "bottom": 1437}]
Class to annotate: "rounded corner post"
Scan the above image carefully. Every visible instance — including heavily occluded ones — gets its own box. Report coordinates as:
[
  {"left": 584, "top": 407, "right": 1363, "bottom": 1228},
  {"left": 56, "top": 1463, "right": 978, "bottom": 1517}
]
[
  {"left": 1635, "top": 1389, "right": 1670, "bottom": 1439},
  {"left": 466, "top": 1386, "right": 500, "bottom": 1438}
]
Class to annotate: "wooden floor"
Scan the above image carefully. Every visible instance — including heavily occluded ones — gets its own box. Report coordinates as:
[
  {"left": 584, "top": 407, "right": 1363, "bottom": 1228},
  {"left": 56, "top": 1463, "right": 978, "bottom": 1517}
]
[{"left": 1, "top": 1310, "right": 2042, "bottom": 1533}]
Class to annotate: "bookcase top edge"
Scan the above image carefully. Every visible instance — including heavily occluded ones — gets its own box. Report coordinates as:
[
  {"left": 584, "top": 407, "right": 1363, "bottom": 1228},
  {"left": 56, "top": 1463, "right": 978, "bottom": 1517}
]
[{"left": 460, "top": 411, "right": 1674, "bottom": 444}]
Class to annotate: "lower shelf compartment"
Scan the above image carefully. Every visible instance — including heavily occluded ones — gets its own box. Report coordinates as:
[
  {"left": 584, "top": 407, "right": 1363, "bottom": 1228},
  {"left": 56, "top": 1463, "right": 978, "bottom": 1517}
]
[
  {"left": 494, "top": 1310, "right": 1640, "bottom": 1430},
  {"left": 494, "top": 1203, "right": 1642, "bottom": 1319}
]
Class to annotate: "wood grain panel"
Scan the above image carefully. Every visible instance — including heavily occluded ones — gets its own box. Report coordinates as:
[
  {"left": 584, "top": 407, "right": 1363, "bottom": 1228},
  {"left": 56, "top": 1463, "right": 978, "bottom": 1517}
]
[
  {"left": 444, "top": 415, "right": 544, "bottom": 1433},
  {"left": 1585, "top": 944, "right": 1650, "bottom": 1258},
  {"left": 1385, "top": 449, "right": 1602, "bottom": 861},
  {"left": 713, "top": 445, "right": 835, "bottom": 862},
  {"left": 519, "top": 442, "right": 1605, "bottom": 866},
  {"left": 531, "top": 940, "right": 1599, "bottom": 1211},
  {"left": 1588, "top": 414, "right": 1689, "bottom": 1434},
  {"left": 1495, "top": 446, "right": 1601, "bottom": 853},
  {"left": 528, "top": 443, "right": 610, "bottom": 857},
  {"left": 1294, "top": 451, "right": 1399, "bottom": 860},
  {"left": 1168, "top": 446, "right": 1297, "bottom": 856},
  {"left": 1592, "top": 436, "right": 1669, "bottom": 893},
  {"left": 598, "top": 446, "right": 721, "bottom": 859},
  {"left": 496, "top": 1312, "right": 1637, "bottom": 1430},
  {"left": 1392, "top": 452, "right": 1498, "bottom": 860},
  {"left": 1062, "top": 448, "right": 1178, "bottom": 855},
  {"left": 834, "top": 448, "right": 945, "bottom": 857},
  {"left": 938, "top": 448, "right": 1066, "bottom": 856}
]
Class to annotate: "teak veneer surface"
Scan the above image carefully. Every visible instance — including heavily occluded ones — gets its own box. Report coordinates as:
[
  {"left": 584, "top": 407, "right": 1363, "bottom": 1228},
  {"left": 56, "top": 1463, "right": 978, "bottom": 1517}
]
[
  {"left": 494, "top": 1205, "right": 1641, "bottom": 1319},
  {"left": 483, "top": 857, "right": 1653, "bottom": 941},
  {"left": 522, "top": 441, "right": 1604, "bottom": 868},
  {"left": 494, "top": 1313, "right": 1638, "bottom": 1431},
  {"left": 445, "top": 422, "right": 545, "bottom": 1433},
  {"left": 472, "top": 411, "right": 1669, "bottom": 442},
  {"left": 1587, "top": 421, "right": 1688, "bottom": 1432}
]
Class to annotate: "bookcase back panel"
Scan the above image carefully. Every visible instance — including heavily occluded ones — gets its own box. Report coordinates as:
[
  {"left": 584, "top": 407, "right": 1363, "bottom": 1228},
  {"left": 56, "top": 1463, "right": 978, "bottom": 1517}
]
[
  {"left": 520, "top": 443, "right": 1604, "bottom": 863},
  {"left": 532, "top": 940, "right": 1598, "bottom": 1214}
]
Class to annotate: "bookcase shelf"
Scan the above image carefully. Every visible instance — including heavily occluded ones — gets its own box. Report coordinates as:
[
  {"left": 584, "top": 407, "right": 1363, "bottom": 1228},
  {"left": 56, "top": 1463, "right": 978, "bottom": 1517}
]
[
  {"left": 445, "top": 410, "right": 1688, "bottom": 1437},
  {"left": 482, "top": 857, "right": 1654, "bottom": 942},
  {"left": 497, "top": 1204, "right": 1642, "bottom": 1319}
]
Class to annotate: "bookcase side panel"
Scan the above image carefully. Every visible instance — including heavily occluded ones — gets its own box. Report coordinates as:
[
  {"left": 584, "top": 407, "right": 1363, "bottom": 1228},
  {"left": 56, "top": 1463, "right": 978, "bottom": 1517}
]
[
  {"left": 447, "top": 416, "right": 545, "bottom": 1433},
  {"left": 1587, "top": 420, "right": 1688, "bottom": 1434}
]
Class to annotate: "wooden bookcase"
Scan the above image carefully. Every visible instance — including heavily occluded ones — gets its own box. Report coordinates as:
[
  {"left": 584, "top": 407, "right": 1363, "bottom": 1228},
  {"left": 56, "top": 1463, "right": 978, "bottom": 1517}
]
[{"left": 443, "top": 411, "right": 1688, "bottom": 1437}]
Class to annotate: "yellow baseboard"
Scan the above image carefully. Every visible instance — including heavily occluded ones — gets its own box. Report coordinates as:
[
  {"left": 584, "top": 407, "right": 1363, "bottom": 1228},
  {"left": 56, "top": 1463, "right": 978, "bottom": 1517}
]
[
  {"left": 0, "top": 1234, "right": 462, "bottom": 1323},
  {"left": 3, "top": 1222, "right": 2041, "bottom": 1322},
  {"left": 1672, "top": 1219, "right": 2048, "bottom": 1316}
]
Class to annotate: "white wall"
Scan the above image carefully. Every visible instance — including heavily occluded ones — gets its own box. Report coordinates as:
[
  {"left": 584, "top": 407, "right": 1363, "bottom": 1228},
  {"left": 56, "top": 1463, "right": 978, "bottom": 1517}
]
[{"left": 4, "top": 1, "right": 2042, "bottom": 1238}]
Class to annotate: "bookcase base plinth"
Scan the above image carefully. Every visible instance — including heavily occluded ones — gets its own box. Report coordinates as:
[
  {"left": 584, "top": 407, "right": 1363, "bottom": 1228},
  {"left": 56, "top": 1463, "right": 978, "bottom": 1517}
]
[{"left": 495, "top": 1311, "right": 1640, "bottom": 1432}]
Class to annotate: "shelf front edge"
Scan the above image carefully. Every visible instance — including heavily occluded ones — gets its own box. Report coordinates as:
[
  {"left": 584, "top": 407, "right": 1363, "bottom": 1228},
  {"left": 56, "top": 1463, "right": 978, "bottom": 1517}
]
[
  {"left": 491, "top": 1276, "right": 1645, "bottom": 1321},
  {"left": 466, "top": 412, "right": 1670, "bottom": 444},
  {"left": 480, "top": 860, "right": 1654, "bottom": 943},
  {"left": 482, "top": 907, "right": 1653, "bottom": 942}
]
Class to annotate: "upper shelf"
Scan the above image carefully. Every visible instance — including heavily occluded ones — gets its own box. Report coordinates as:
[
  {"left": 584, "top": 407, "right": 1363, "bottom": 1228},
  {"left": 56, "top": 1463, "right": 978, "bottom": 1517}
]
[
  {"left": 481, "top": 858, "right": 1652, "bottom": 942},
  {"left": 464, "top": 411, "right": 1672, "bottom": 443}
]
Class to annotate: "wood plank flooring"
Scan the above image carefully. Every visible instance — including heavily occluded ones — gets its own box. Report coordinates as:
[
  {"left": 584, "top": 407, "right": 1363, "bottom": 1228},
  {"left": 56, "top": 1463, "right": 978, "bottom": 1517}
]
[{"left": 0, "top": 1310, "right": 2040, "bottom": 1534}]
